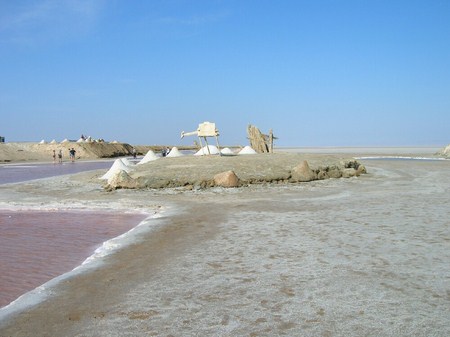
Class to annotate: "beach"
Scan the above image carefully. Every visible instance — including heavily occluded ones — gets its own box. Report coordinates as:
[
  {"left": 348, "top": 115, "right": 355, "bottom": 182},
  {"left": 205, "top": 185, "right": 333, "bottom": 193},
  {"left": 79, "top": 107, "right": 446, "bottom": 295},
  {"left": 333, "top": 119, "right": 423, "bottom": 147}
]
[{"left": 0, "top": 148, "right": 449, "bottom": 336}]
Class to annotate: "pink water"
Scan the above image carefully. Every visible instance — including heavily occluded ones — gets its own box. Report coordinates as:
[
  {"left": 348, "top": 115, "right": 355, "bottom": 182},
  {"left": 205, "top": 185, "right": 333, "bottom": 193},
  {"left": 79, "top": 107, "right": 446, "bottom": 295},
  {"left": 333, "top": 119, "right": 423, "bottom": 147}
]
[{"left": 0, "top": 210, "right": 147, "bottom": 308}]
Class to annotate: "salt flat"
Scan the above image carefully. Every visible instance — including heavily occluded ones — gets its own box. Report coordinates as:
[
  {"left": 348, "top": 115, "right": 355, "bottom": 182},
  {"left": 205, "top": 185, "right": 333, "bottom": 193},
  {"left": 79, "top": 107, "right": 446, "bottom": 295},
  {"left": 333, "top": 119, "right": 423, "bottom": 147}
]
[{"left": 0, "top": 150, "right": 449, "bottom": 337}]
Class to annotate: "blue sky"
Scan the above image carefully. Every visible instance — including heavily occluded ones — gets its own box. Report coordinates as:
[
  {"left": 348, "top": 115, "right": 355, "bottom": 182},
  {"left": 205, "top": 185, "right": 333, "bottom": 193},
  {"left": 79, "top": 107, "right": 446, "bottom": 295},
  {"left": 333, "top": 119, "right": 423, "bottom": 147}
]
[{"left": 1, "top": 0, "right": 449, "bottom": 146}]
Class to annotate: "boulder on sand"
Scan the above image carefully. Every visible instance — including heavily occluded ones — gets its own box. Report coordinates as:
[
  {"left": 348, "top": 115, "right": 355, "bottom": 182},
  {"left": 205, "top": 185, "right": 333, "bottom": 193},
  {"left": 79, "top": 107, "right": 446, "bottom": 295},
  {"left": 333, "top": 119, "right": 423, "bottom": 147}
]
[
  {"left": 214, "top": 170, "right": 240, "bottom": 187},
  {"left": 290, "top": 160, "right": 317, "bottom": 182}
]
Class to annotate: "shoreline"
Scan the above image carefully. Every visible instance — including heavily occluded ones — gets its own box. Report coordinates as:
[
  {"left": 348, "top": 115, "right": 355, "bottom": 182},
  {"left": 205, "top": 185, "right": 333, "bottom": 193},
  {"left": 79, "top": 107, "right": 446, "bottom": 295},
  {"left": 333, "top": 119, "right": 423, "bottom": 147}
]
[{"left": 0, "top": 208, "right": 154, "bottom": 311}]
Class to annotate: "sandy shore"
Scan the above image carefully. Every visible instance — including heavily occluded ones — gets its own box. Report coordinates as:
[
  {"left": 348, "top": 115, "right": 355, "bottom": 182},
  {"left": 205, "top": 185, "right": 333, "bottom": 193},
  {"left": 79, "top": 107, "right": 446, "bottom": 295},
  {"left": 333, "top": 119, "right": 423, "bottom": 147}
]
[{"left": 0, "top": 149, "right": 449, "bottom": 336}]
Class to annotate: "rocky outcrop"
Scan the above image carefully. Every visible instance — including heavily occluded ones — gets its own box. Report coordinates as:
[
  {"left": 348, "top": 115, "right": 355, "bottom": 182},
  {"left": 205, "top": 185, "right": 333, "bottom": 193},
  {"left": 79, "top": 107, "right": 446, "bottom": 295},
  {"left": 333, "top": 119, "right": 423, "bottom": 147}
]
[{"left": 100, "top": 153, "right": 367, "bottom": 190}]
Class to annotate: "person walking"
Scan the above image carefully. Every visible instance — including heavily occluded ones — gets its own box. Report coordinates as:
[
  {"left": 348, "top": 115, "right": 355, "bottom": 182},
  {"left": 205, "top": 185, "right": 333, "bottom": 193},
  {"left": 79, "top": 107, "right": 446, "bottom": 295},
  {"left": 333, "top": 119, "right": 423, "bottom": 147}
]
[
  {"left": 69, "top": 148, "right": 76, "bottom": 162},
  {"left": 58, "top": 149, "right": 63, "bottom": 163}
]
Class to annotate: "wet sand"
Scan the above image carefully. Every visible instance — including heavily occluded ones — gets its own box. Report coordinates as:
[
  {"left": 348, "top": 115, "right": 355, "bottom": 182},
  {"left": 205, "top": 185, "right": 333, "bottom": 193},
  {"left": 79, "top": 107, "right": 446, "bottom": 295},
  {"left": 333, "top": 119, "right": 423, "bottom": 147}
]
[{"left": 0, "top": 152, "right": 449, "bottom": 336}]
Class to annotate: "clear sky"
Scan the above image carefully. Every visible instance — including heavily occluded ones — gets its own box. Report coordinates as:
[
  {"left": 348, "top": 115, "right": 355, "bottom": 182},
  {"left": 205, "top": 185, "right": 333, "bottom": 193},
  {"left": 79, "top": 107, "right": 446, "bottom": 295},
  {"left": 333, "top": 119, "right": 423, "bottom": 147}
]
[{"left": 1, "top": 0, "right": 449, "bottom": 147}]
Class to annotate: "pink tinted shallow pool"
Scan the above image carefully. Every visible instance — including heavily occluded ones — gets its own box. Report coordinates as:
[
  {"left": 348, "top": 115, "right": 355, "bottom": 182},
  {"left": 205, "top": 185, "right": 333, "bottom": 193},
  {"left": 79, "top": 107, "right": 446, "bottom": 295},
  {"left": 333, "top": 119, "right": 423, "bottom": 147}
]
[
  {"left": 0, "top": 210, "right": 147, "bottom": 308},
  {"left": 0, "top": 161, "right": 115, "bottom": 184}
]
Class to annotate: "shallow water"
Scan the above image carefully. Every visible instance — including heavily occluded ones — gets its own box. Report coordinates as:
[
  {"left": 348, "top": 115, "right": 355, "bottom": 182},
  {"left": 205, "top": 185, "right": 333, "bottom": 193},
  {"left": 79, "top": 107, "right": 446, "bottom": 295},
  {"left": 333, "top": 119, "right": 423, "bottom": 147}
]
[
  {"left": 0, "top": 160, "right": 115, "bottom": 184},
  {"left": 0, "top": 210, "right": 147, "bottom": 307}
]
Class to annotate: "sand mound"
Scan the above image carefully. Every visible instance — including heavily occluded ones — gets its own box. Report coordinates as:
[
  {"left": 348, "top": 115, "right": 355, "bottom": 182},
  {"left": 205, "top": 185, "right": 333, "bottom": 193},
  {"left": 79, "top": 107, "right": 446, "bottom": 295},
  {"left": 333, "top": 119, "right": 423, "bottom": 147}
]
[
  {"left": 167, "top": 147, "right": 183, "bottom": 157},
  {"left": 100, "top": 159, "right": 133, "bottom": 180},
  {"left": 138, "top": 150, "right": 159, "bottom": 165},
  {"left": 195, "top": 145, "right": 220, "bottom": 156},
  {"left": 238, "top": 146, "right": 257, "bottom": 155}
]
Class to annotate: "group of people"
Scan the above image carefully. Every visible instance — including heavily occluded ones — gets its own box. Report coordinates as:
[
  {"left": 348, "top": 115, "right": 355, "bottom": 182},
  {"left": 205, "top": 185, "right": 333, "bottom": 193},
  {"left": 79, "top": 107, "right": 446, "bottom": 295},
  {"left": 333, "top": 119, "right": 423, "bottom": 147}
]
[{"left": 52, "top": 148, "right": 77, "bottom": 163}]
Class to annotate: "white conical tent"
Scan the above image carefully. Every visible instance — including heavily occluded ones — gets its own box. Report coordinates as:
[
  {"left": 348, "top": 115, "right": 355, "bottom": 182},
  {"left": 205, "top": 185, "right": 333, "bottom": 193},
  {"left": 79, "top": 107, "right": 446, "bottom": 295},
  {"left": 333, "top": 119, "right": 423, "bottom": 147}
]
[
  {"left": 39, "top": 139, "right": 46, "bottom": 144},
  {"left": 138, "top": 150, "right": 159, "bottom": 164}
]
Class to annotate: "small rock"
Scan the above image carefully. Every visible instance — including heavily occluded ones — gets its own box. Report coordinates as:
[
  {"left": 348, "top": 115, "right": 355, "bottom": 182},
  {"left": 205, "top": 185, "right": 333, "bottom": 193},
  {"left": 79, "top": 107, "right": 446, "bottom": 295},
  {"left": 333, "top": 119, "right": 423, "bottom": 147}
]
[
  {"left": 357, "top": 164, "right": 367, "bottom": 174},
  {"left": 213, "top": 170, "right": 240, "bottom": 187},
  {"left": 317, "top": 170, "right": 329, "bottom": 180},
  {"left": 290, "top": 160, "right": 317, "bottom": 182},
  {"left": 342, "top": 168, "right": 357, "bottom": 178}
]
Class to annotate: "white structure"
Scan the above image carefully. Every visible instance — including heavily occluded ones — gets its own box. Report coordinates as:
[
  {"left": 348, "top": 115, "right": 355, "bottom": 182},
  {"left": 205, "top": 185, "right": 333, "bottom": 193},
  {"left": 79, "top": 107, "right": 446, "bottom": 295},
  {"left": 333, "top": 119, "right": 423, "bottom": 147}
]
[{"left": 181, "top": 121, "right": 221, "bottom": 155}]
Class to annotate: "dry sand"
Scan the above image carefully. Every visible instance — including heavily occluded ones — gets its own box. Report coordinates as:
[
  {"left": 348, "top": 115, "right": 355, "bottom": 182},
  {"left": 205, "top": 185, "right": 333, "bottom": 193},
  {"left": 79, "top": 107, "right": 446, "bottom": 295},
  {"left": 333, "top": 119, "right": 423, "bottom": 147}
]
[{"left": 0, "top": 147, "right": 449, "bottom": 336}]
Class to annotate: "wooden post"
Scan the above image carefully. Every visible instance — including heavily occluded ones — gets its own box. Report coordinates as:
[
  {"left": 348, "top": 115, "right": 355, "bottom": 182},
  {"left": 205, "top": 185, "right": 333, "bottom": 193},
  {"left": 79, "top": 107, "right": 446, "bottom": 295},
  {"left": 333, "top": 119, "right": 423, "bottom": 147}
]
[{"left": 269, "top": 129, "right": 273, "bottom": 153}]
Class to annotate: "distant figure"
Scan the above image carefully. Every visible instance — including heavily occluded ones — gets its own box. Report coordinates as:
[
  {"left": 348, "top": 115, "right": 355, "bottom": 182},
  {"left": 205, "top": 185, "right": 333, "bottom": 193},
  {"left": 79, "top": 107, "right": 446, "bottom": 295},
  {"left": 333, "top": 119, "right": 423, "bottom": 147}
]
[
  {"left": 132, "top": 147, "right": 137, "bottom": 159},
  {"left": 162, "top": 147, "right": 171, "bottom": 157},
  {"left": 58, "top": 149, "right": 63, "bottom": 163},
  {"left": 69, "top": 148, "right": 76, "bottom": 162},
  {"left": 52, "top": 150, "right": 56, "bottom": 163}
]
